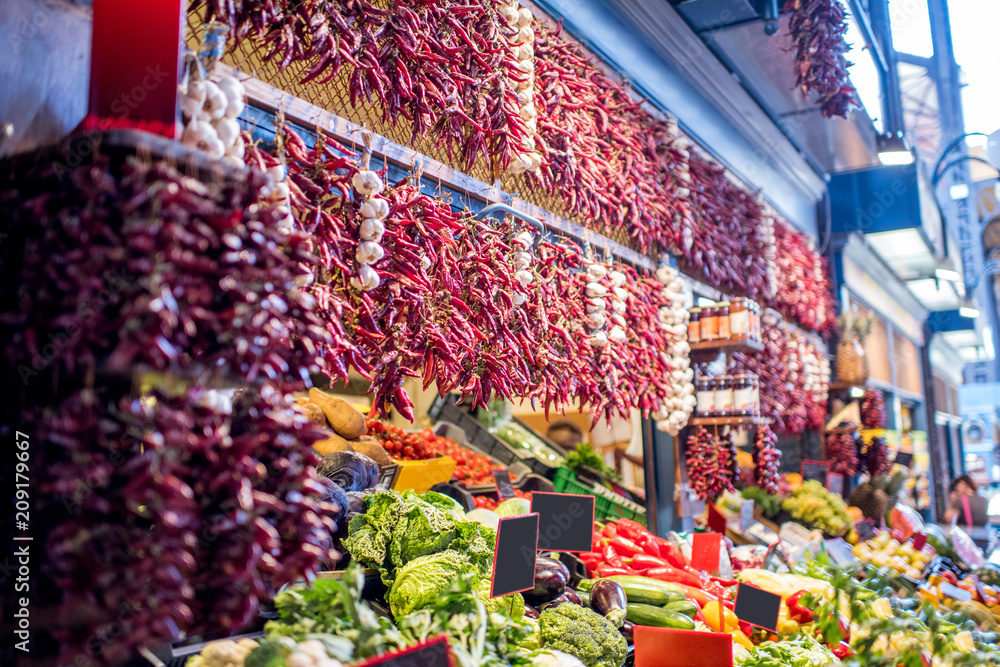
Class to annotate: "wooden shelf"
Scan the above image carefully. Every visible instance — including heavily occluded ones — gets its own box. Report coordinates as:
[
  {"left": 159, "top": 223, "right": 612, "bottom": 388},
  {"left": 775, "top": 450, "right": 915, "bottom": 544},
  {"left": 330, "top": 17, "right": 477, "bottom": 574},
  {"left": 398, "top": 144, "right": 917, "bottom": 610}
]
[
  {"left": 689, "top": 338, "right": 765, "bottom": 355},
  {"left": 690, "top": 416, "right": 773, "bottom": 427}
]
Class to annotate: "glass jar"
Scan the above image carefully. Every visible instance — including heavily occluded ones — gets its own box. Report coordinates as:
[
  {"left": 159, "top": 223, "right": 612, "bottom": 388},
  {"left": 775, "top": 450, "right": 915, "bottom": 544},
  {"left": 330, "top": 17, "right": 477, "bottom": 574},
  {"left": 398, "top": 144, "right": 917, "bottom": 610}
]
[
  {"left": 751, "top": 374, "right": 761, "bottom": 416},
  {"left": 751, "top": 301, "right": 762, "bottom": 341},
  {"left": 733, "top": 374, "right": 752, "bottom": 416},
  {"left": 717, "top": 302, "right": 731, "bottom": 339},
  {"left": 715, "top": 375, "right": 734, "bottom": 417},
  {"left": 730, "top": 298, "right": 750, "bottom": 339},
  {"left": 688, "top": 307, "right": 702, "bottom": 343},
  {"left": 696, "top": 377, "right": 715, "bottom": 416},
  {"left": 700, "top": 306, "right": 719, "bottom": 341}
]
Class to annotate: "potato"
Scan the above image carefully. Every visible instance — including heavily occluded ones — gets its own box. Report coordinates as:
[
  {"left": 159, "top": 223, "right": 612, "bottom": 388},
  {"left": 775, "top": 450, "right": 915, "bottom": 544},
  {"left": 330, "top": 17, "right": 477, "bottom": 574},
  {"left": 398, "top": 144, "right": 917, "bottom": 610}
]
[
  {"left": 309, "top": 388, "right": 367, "bottom": 439},
  {"left": 313, "top": 431, "right": 353, "bottom": 456},
  {"left": 293, "top": 401, "right": 327, "bottom": 426},
  {"left": 350, "top": 436, "right": 391, "bottom": 466}
]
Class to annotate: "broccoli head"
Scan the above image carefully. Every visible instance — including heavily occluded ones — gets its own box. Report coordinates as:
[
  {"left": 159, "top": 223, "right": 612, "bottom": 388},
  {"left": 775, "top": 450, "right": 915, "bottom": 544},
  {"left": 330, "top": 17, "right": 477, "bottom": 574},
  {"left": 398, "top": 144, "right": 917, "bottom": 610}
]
[{"left": 538, "top": 603, "right": 627, "bottom": 667}]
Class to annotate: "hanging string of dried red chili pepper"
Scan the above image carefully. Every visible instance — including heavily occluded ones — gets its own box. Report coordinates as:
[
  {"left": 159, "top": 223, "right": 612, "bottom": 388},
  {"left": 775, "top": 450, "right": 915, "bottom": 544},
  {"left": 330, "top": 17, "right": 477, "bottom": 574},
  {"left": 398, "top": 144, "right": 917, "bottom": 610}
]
[{"left": 782, "top": 0, "right": 857, "bottom": 119}]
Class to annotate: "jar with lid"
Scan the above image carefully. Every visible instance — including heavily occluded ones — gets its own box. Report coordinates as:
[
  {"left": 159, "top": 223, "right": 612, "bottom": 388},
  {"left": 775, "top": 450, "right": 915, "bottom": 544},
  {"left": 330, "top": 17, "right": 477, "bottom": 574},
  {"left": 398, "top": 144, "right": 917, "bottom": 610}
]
[
  {"left": 715, "top": 375, "right": 734, "bottom": 417},
  {"left": 688, "top": 307, "right": 702, "bottom": 343},
  {"left": 696, "top": 377, "right": 715, "bottom": 416},
  {"left": 751, "top": 374, "right": 761, "bottom": 416},
  {"left": 716, "top": 302, "right": 731, "bottom": 339},
  {"left": 732, "top": 374, "right": 752, "bottom": 416},
  {"left": 700, "top": 305, "right": 719, "bottom": 341},
  {"left": 730, "top": 298, "right": 750, "bottom": 339},
  {"left": 751, "top": 301, "right": 762, "bottom": 341}
]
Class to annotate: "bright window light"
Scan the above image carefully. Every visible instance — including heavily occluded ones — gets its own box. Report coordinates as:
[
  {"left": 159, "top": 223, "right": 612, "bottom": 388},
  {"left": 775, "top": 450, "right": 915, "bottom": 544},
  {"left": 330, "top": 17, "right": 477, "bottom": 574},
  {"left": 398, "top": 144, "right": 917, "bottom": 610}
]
[
  {"left": 960, "top": 306, "right": 981, "bottom": 318},
  {"left": 849, "top": 386, "right": 866, "bottom": 398},
  {"left": 950, "top": 183, "right": 970, "bottom": 200},
  {"left": 935, "top": 267, "right": 961, "bottom": 282}
]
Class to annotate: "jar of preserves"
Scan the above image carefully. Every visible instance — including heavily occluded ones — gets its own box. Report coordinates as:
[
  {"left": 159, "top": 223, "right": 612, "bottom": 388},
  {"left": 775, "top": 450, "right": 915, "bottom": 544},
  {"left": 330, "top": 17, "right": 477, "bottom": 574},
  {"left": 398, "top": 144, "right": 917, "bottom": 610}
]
[
  {"left": 730, "top": 298, "right": 750, "bottom": 339},
  {"left": 696, "top": 377, "right": 715, "bottom": 416},
  {"left": 688, "top": 307, "right": 702, "bottom": 343},
  {"left": 732, "top": 374, "right": 752, "bottom": 416},
  {"left": 751, "top": 374, "right": 761, "bottom": 416},
  {"left": 700, "top": 305, "right": 719, "bottom": 341},
  {"left": 750, "top": 301, "right": 762, "bottom": 341},
  {"left": 716, "top": 302, "right": 731, "bottom": 339},
  {"left": 715, "top": 375, "right": 734, "bottom": 417}
]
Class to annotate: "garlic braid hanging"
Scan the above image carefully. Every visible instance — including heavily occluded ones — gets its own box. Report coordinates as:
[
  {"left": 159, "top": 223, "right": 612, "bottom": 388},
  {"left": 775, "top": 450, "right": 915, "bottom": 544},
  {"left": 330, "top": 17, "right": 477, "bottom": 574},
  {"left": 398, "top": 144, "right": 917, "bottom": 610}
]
[
  {"left": 499, "top": 4, "right": 542, "bottom": 175},
  {"left": 512, "top": 229, "right": 534, "bottom": 305},
  {"left": 654, "top": 264, "right": 695, "bottom": 435},
  {"left": 351, "top": 131, "right": 388, "bottom": 292}
]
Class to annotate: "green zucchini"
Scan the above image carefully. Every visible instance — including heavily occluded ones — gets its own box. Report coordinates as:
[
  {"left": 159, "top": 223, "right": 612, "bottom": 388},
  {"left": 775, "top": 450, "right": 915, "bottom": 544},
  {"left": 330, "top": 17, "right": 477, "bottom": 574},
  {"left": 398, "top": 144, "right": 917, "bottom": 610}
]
[
  {"left": 663, "top": 600, "right": 699, "bottom": 617},
  {"left": 579, "top": 577, "right": 683, "bottom": 606},
  {"left": 626, "top": 603, "right": 696, "bottom": 630},
  {"left": 577, "top": 590, "right": 590, "bottom": 607}
]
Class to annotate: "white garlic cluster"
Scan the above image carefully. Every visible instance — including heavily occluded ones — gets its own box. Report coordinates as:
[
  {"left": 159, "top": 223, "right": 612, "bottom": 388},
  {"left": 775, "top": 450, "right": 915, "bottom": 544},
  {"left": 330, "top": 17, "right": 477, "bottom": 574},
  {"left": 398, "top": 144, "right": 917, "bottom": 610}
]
[
  {"left": 653, "top": 265, "right": 696, "bottom": 435},
  {"left": 180, "top": 71, "right": 246, "bottom": 168},
  {"left": 512, "top": 231, "right": 534, "bottom": 305},
  {"left": 810, "top": 239, "right": 827, "bottom": 327},
  {"left": 265, "top": 164, "right": 296, "bottom": 235},
  {"left": 667, "top": 120, "right": 695, "bottom": 251},
  {"left": 789, "top": 332, "right": 830, "bottom": 401},
  {"left": 760, "top": 206, "right": 778, "bottom": 299},
  {"left": 584, "top": 263, "right": 628, "bottom": 348},
  {"left": 350, "top": 170, "right": 388, "bottom": 292},
  {"left": 500, "top": 4, "right": 542, "bottom": 175}
]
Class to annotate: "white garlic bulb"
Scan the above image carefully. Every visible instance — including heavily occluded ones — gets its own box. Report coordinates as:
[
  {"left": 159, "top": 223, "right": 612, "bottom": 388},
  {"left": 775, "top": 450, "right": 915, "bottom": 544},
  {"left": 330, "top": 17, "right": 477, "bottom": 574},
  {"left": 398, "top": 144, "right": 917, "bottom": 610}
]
[
  {"left": 513, "top": 251, "right": 532, "bottom": 270},
  {"left": 352, "top": 170, "right": 385, "bottom": 196},
  {"left": 612, "top": 286, "right": 628, "bottom": 301},
  {"left": 203, "top": 81, "right": 228, "bottom": 120},
  {"left": 498, "top": 5, "right": 518, "bottom": 24},
  {"left": 359, "top": 197, "right": 390, "bottom": 220},
  {"left": 225, "top": 139, "right": 245, "bottom": 159},
  {"left": 268, "top": 164, "right": 286, "bottom": 184},
  {"left": 589, "top": 331, "right": 608, "bottom": 348},
  {"left": 585, "top": 298, "right": 606, "bottom": 313},
  {"left": 515, "top": 270, "right": 534, "bottom": 287},
  {"left": 513, "top": 231, "right": 534, "bottom": 248},
  {"left": 216, "top": 76, "right": 245, "bottom": 107},
  {"left": 611, "top": 298, "right": 627, "bottom": 315},
  {"left": 513, "top": 293, "right": 527, "bottom": 306},
  {"left": 587, "top": 264, "right": 607, "bottom": 281},
  {"left": 350, "top": 264, "right": 381, "bottom": 291},
  {"left": 420, "top": 255, "right": 431, "bottom": 271},
  {"left": 359, "top": 217, "right": 386, "bottom": 242},
  {"left": 587, "top": 311, "right": 607, "bottom": 329},
  {"left": 609, "top": 271, "right": 627, "bottom": 287},
  {"left": 516, "top": 25, "right": 535, "bottom": 44},
  {"left": 356, "top": 241, "right": 385, "bottom": 265},
  {"left": 214, "top": 117, "right": 241, "bottom": 149},
  {"left": 585, "top": 282, "right": 608, "bottom": 298},
  {"left": 517, "top": 7, "right": 533, "bottom": 26}
]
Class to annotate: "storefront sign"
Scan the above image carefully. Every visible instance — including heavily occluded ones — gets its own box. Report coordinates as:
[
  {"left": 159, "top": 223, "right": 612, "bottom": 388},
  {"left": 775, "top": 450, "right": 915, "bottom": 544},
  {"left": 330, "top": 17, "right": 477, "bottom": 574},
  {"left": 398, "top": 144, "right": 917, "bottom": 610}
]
[
  {"left": 530, "top": 492, "right": 595, "bottom": 552},
  {"left": 633, "top": 626, "right": 732, "bottom": 667},
  {"left": 492, "top": 470, "right": 515, "bottom": 499},
  {"left": 734, "top": 583, "right": 781, "bottom": 632},
  {"left": 491, "top": 513, "right": 539, "bottom": 597}
]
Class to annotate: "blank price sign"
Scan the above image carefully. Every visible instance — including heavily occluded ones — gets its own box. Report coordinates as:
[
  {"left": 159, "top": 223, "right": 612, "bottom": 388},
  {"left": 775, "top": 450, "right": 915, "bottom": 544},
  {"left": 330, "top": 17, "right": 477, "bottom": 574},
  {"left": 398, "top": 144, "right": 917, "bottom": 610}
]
[
  {"left": 634, "top": 626, "right": 731, "bottom": 667},
  {"left": 531, "top": 492, "right": 595, "bottom": 552},
  {"left": 491, "top": 513, "right": 539, "bottom": 597},
  {"left": 734, "top": 582, "right": 781, "bottom": 632}
]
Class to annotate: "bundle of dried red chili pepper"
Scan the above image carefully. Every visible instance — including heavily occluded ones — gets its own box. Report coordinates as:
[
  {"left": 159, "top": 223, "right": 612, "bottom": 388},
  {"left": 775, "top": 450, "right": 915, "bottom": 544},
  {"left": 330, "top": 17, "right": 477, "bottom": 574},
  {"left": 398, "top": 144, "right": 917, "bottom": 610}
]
[
  {"left": 190, "top": 0, "right": 531, "bottom": 171},
  {"left": 769, "top": 217, "right": 837, "bottom": 334},
  {"left": 783, "top": 0, "right": 857, "bottom": 119},
  {"left": 860, "top": 387, "right": 887, "bottom": 429},
  {"left": 681, "top": 151, "right": 769, "bottom": 299},
  {"left": 528, "top": 22, "right": 686, "bottom": 254},
  {"left": 753, "top": 425, "right": 782, "bottom": 494},
  {"left": 686, "top": 427, "right": 732, "bottom": 500},
  {"left": 827, "top": 430, "right": 860, "bottom": 476}
]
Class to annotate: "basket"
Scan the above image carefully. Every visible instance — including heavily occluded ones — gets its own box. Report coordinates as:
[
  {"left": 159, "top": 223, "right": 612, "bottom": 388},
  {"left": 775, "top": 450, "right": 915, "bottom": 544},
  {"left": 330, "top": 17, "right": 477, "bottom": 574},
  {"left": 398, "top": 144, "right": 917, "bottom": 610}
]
[
  {"left": 553, "top": 467, "right": 647, "bottom": 523},
  {"left": 836, "top": 338, "right": 869, "bottom": 385}
]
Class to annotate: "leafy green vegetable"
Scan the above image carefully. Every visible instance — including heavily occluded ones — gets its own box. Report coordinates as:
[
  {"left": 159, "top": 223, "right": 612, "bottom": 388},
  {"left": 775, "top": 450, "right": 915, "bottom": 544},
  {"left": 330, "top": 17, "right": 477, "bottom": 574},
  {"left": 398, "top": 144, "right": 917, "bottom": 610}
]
[
  {"left": 475, "top": 579, "right": 524, "bottom": 620},
  {"left": 538, "top": 602, "right": 628, "bottom": 667},
  {"left": 741, "top": 485, "right": 782, "bottom": 518},
  {"left": 388, "top": 550, "right": 478, "bottom": 617},
  {"left": 564, "top": 444, "right": 619, "bottom": 481},
  {"left": 452, "top": 520, "right": 498, "bottom": 576},
  {"left": 389, "top": 493, "right": 457, "bottom": 569},
  {"left": 735, "top": 633, "right": 838, "bottom": 667},
  {"left": 343, "top": 492, "right": 405, "bottom": 577}
]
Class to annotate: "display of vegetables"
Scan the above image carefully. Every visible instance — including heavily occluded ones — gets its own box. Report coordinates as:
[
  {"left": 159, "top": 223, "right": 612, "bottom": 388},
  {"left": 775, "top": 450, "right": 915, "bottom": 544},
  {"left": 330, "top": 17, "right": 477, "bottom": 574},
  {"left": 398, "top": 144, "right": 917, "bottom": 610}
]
[
  {"left": 782, "top": 0, "right": 857, "bottom": 119},
  {"left": 768, "top": 218, "right": 837, "bottom": 334},
  {"left": 366, "top": 420, "right": 501, "bottom": 486}
]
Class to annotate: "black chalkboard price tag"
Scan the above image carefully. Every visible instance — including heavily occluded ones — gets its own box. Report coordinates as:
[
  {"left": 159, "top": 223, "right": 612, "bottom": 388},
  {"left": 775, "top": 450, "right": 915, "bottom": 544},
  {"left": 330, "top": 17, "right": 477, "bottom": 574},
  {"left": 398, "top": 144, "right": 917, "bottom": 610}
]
[
  {"left": 376, "top": 464, "right": 399, "bottom": 491},
  {"left": 356, "top": 635, "right": 452, "bottom": 667},
  {"left": 493, "top": 470, "right": 516, "bottom": 500},
  {"left": 491, "top": 513, "right": 539, "bottom": 597},
  {"left": 894, "top": 451, "right": 914, "bottom": 468},
  {"left": 801, "top": 460, "right": 829, "bottom": 485},
  {"left": 827, "top": 473, "right": 844, "bottom": 496},
  {"left": 531, "top": 492, "right": 596, "bottom": 553},
  {"left": 733, "top": 582, "right": 782, "bottom": 632},
  {"left": 825, "top": 538, "right": 856, "bottom": 564},
  {"left": 855, "top": 519, "right": 876, "bottom": 542}
]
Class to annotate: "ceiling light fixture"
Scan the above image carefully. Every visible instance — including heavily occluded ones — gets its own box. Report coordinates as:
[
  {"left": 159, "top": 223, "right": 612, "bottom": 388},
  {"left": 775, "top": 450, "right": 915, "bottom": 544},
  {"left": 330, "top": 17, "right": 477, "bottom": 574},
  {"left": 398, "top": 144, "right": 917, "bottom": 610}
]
[{"left": 877, "top": 132, "right": 914, "bottom": 166}]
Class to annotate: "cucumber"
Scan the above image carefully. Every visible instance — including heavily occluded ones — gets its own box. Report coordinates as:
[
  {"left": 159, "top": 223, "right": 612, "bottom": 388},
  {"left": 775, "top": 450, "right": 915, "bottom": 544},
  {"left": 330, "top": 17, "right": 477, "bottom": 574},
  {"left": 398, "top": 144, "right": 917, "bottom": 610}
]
[
  {"left": 663, "top": 600, "right": 699, "bottom": 617},
  {"left": 579, "top": 577, "right": 683, "bottom": 606},
  {"left": 626, "top": 603, "right": 696, "bottom": 630}
]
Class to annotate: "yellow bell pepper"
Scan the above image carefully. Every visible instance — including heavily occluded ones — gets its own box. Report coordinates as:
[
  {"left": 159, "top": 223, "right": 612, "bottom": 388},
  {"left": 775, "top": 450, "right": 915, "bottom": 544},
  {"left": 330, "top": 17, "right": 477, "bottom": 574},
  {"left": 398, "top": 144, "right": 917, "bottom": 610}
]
[{"left": 702, "top": 601, "right": 739, "bottom": 633}]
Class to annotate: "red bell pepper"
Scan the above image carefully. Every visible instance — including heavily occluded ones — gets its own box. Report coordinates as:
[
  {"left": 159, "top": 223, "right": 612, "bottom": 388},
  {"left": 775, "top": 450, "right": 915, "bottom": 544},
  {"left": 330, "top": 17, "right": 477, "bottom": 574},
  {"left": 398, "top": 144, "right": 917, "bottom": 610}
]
[
  {"left": 786, "top": 590, "right": 814, "bottom": 623},
  {"left": 602, "top": 543, "right": 624, "bottom": 568},
  {"left": 738, "top": 621, "right": 753, "bottom": 637},
  {"left": 630, "top": 553, "right": 669, "bottom": 571},
  {"left": 592, "top": 531, "right": 605, "bottom": 549},
  {"left": 617, "top": 517, "right": 653, "bottom": 540},
  {"left": 637, "top": 533, "right": 663, "bottom": 557},
  {"left": 654, "top": 537, "right": 689, "bottom": 569},
  {"left": 644, "top": 566, "right": 704, "bottom": 589},
  {"left": 702, "top": 580, "right": 734, "bottom": 601},
  {"left": 610, "top": 535, "right": 644, "bottom": 558},
  {"left": 595, "top": 564, "right": 634, "bottom": 578},
  {"left": 830, "top": 642, "right": 854, "bottom": 659},
  {"left": 602, "top": 522, "right": 618, "bottom": 539}
]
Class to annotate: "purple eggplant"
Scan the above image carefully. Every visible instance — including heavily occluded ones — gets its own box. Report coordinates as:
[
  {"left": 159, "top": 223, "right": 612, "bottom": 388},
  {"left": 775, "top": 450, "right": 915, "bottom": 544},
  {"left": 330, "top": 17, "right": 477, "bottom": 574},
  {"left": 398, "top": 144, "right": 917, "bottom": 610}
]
[
  {"left": 620, "top": 620, "right": 635, "bottom": 643},
  {"left": 562, "top": 588, "right": 582, "bottom": 605},
  {"left": 538, "top": 555, "right": 571, "bottom": 582},
  {"left": 540, "top": 593, "right": 574, "bottom": 611},
  {"left": 523, "top": 604, "right": 540, "bottom": 619},
  {"left": 590, "top": 579, "right": 628, "bottom": 627},
  {"left": 523, "top": 559, "right": 568, "bottom": 604}
]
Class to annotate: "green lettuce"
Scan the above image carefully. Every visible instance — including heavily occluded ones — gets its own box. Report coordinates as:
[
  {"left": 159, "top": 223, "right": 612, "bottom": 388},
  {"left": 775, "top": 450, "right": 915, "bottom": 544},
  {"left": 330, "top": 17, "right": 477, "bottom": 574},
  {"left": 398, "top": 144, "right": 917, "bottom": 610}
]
[
  {"left": 388, "top": 493, "right": 457, "bottom": 570},
  {"left": 343, "top": 491, "right": 406, "bottom": 576},
  {"left": 452, "top": 520, "right": 498, "bottom": 577},
  {"left": 476, "top": 579, "right": 525, "bottom": 620},
  {"left": 388, "top": 550, "right": 477, "bottom": 617}
]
